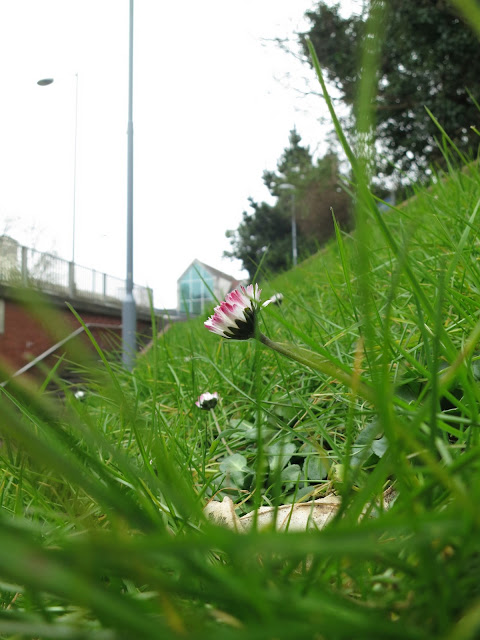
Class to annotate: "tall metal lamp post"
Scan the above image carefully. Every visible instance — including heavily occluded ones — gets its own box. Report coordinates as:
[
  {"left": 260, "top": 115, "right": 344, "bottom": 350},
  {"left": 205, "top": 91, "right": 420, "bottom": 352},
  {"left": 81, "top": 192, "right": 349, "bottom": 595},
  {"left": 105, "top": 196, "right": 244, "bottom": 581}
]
[
  {"left": 37, "top": 74, "right": 79, "bottom": 266},
  {"left": 122, "top": 0, "right": 137, "bottom": 370}
]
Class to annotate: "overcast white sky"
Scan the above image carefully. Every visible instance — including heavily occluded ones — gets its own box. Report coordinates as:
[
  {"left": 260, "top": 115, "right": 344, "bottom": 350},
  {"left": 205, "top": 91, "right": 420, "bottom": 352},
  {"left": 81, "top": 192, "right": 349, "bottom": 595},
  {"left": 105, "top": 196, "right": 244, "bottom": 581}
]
[{"left": 0, "top": 1, "right": 358, "bottom": 309}]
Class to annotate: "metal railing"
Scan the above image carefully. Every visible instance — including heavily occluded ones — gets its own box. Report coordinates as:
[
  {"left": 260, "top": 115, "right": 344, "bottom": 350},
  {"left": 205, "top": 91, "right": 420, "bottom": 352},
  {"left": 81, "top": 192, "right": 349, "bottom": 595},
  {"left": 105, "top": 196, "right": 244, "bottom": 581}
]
[{"left": 0, "top": 238, "right": 152, "bottom": 308}]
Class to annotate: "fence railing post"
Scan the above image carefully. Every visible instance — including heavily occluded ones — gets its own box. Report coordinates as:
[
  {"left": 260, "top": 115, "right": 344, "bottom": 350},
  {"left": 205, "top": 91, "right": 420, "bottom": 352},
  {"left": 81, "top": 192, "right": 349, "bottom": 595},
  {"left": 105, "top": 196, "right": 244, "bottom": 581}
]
[
  {"left": 21, "top": 246, "right": 28, "bottom": 286},
  {"left": 68, "top": 262, "right": 76, "bottom": 297}
]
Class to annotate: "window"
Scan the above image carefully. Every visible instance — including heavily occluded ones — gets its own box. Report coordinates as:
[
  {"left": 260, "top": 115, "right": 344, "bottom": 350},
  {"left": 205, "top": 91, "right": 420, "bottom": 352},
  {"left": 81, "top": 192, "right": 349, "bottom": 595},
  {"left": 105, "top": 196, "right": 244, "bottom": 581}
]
[{"left": 179, "top": 265, "right": 214, "bottom": 315}]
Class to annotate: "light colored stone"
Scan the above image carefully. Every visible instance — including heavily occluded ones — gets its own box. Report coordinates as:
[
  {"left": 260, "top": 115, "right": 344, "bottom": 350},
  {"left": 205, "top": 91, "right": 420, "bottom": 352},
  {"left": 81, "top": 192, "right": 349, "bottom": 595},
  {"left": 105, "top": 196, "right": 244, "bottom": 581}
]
[
  {"left": 204, "top": 494, "right": 342, "bottom": 532},
  {"left": 204, "top": 496, "right": 242, "bottom": 531},
  {"left": 239, "top": 495, "right": 341, "bottom": 532},
  {"left": 204, "top": 490, "right": 397, "bottom": 533}
]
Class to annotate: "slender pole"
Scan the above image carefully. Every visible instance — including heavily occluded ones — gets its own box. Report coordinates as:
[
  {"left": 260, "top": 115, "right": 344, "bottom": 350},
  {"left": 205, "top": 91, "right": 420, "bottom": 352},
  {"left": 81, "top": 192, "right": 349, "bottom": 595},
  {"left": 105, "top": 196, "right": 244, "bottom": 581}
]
[
  {"left": 72, "top": 72, "right": 78, "bottom": 265},
  {"left": 122, "top": 0, "right": 137, "bottom": 369},
  {"left": 278, "top": 182, "right": 298, "bottom": 267},
  {"left": 291, "top": 193, "right": 297, "bottom": 267}
]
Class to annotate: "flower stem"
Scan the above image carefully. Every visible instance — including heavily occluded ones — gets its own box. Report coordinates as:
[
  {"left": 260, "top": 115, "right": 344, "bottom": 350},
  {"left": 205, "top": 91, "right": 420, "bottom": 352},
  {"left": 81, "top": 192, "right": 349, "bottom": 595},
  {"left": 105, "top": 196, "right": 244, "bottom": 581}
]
[
  {"left": 258, "top": 333, "right": 375, "bottom": 405},
  {"left": 211, "top": 410, "right": 233, "bottom": 455}
]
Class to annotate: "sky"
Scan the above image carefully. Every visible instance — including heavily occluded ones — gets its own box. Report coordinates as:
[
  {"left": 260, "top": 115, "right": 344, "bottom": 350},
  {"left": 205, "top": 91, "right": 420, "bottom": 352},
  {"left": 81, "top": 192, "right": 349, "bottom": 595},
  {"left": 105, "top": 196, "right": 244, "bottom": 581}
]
[{"left": 0, "top": 1, "right": 359, "bottom": 309}]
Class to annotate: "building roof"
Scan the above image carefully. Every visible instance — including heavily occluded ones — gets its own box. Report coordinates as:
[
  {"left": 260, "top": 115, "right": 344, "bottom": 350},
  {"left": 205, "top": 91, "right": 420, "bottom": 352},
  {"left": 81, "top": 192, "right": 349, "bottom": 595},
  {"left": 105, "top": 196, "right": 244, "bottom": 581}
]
[
  {"left": 0, "top": 234, "right": 20, "bottom": 247},
  {"left": 177, "top": 259, "right": 240, "bottom": 285}
]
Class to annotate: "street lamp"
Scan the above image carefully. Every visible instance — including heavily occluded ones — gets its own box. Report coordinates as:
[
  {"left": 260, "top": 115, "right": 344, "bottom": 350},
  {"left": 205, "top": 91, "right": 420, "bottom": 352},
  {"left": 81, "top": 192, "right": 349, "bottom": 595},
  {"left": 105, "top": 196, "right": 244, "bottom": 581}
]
[
  {"left": 122, "top": 0, "right": 137, "bottom": 370},
  {"left": 37, "top": 73, "right": 79, "bottom": 266},
  {"left": 279, "top": 183, "right": 298, "bottom": 267}
]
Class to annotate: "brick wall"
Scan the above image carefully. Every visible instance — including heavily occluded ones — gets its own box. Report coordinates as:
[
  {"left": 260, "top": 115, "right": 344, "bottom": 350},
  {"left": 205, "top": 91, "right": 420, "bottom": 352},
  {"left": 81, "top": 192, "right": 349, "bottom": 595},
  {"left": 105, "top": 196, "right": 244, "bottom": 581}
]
[{"left": 0, "top": 297, "right": 152, "bottom": 374}]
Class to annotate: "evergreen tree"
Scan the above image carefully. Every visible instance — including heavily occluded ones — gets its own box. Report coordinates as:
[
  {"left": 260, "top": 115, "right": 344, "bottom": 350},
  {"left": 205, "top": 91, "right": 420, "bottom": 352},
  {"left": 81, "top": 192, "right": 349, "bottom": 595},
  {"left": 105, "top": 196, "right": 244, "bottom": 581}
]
[{"left": 225, "top": 130, "right": 351, "bottom": 279}]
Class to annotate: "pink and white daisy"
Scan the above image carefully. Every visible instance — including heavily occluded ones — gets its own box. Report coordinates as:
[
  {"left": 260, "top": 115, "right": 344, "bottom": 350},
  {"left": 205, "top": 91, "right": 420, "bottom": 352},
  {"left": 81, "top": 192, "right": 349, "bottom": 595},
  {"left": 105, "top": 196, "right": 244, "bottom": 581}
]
[
  {"left": 195, "top": 391, "right": 219, "bottom": 410},
  {"left": 204, "top": 284, "right": 270, "bottom": 340}
]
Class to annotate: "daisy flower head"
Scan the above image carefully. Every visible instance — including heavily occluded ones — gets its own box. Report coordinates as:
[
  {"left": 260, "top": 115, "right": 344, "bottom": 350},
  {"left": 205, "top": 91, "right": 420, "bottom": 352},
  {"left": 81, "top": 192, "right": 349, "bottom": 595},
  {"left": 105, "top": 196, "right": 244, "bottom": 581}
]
[
  {"left": 265, "top": 292, "right": 283, "bottom": 306},
  {"left": 205, "top": 284, "right": 269, "bottom": 340},
  {"left": 195, "top": 391, "right": 219, "bottom": 410}
]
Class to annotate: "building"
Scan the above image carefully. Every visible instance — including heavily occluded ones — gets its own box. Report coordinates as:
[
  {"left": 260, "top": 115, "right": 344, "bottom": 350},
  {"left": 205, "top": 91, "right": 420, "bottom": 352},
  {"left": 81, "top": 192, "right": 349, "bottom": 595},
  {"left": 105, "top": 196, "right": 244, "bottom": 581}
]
[
  {"left": 0, "top": 235, "right": 21, "bottom": 282},
  {"left": 177, "top": 259, "right": 241, "bottom": 315}
]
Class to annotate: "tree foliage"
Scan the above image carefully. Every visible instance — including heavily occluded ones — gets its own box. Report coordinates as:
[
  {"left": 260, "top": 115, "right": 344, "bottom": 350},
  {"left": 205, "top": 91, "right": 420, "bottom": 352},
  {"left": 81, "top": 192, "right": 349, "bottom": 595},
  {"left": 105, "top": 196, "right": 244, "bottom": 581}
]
[
  {"left": 225, "top": 199, "right": 294, "bottom": 281},
  {"left": 225, "top": 130, "right": 351, "bottom": 279},
  {"left": 301, "top": 1, "right": 480, "bottom": 177}
]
